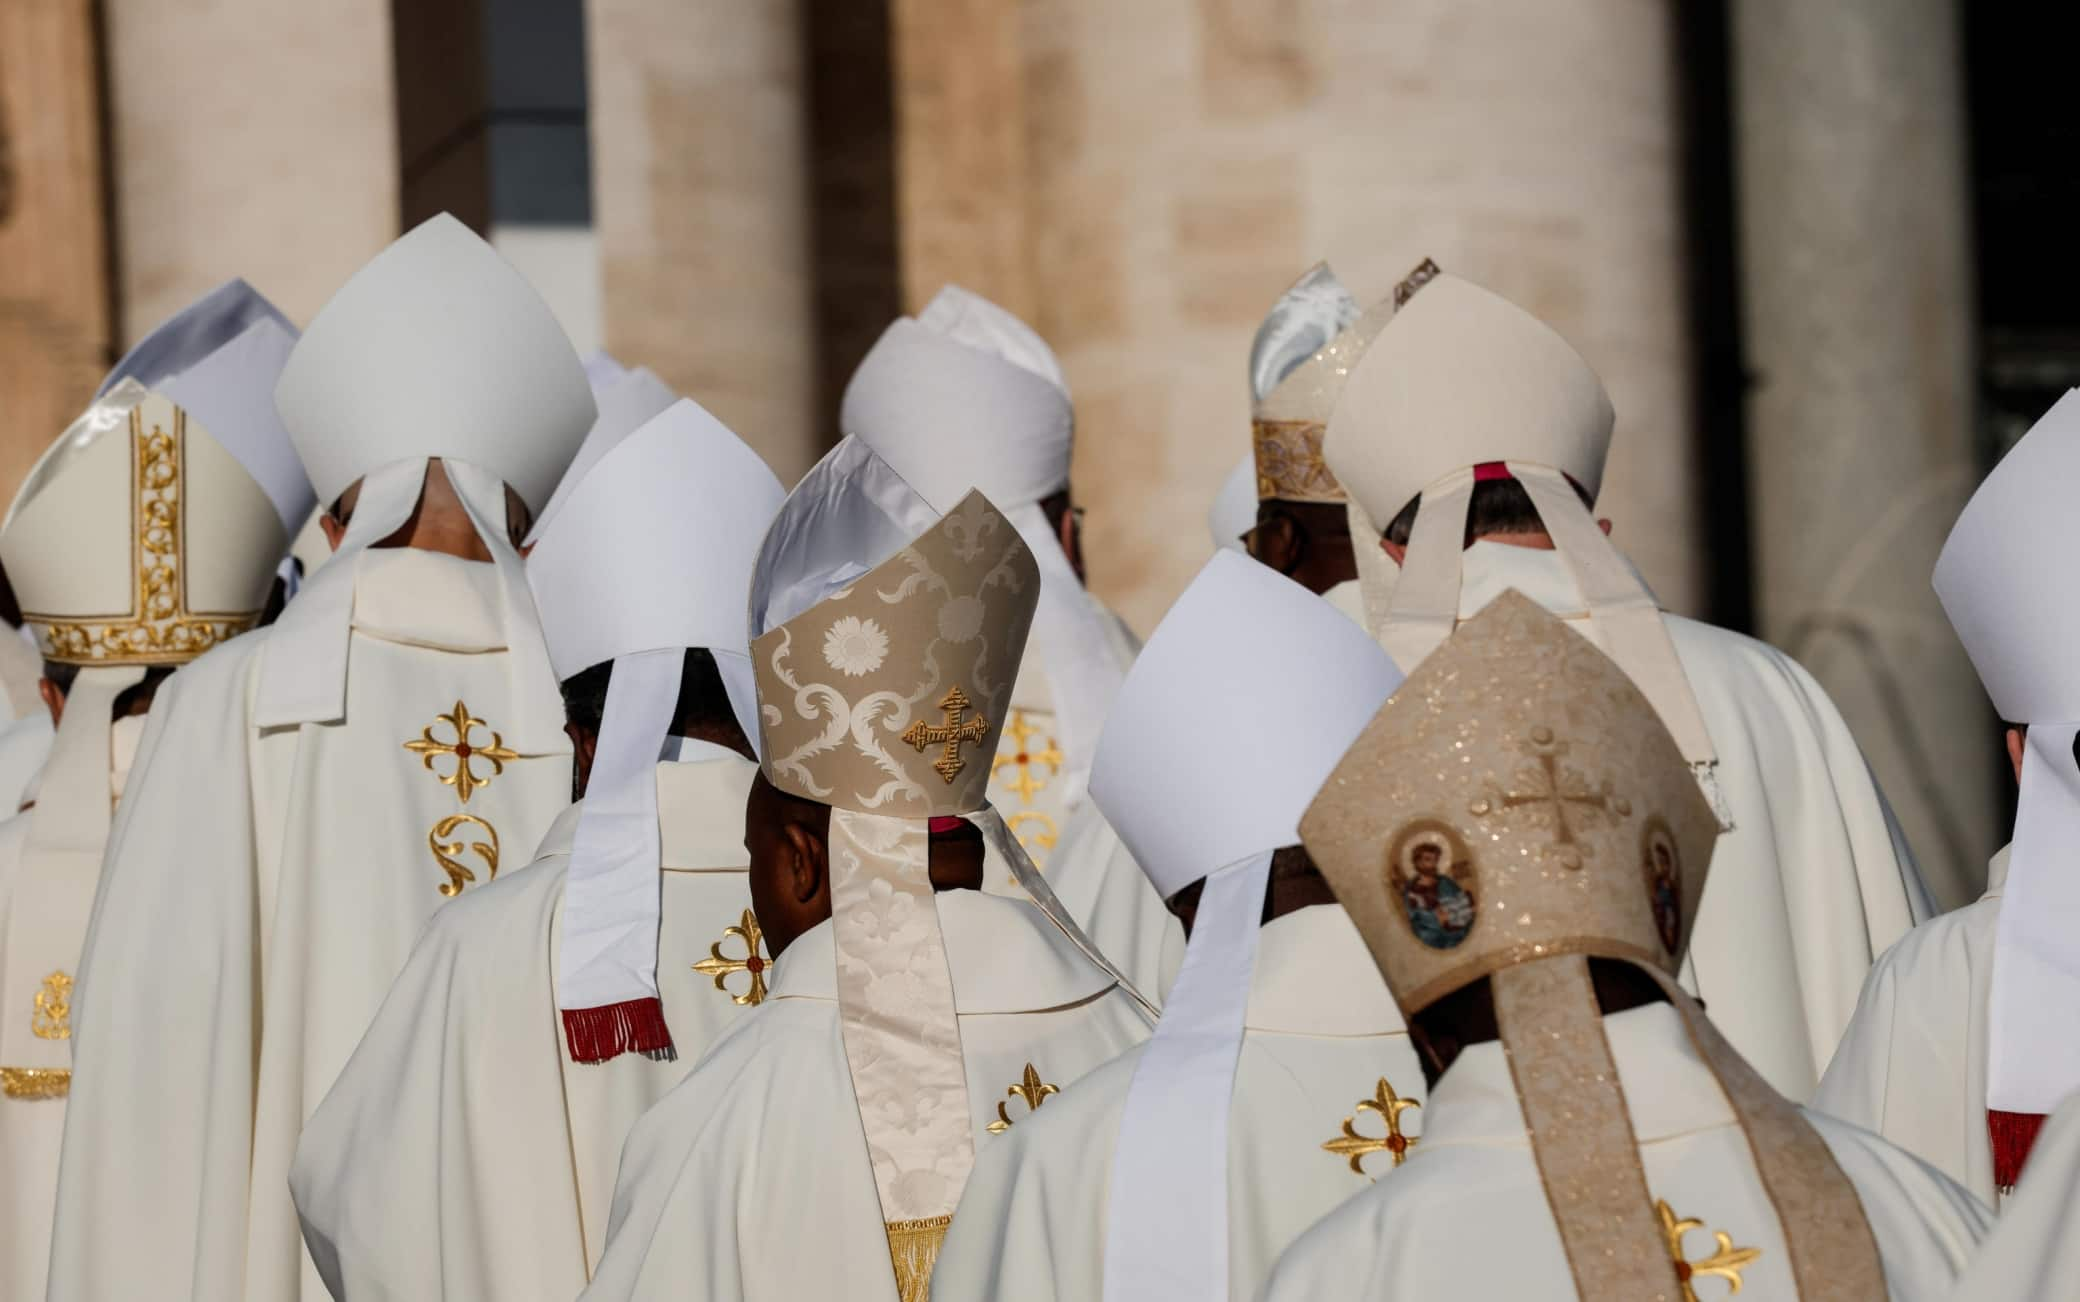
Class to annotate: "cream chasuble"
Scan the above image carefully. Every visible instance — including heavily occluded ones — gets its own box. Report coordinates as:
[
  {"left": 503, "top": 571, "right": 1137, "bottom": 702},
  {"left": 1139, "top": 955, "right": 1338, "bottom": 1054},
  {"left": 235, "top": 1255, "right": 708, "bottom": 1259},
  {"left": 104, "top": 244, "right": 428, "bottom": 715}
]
[
  {"left": 1259, "top": 1003, "right": 1990, "bottom": 1302},
  {"left": 1946, "top": 1090, "right": 2080, "bottom": 1298},
  {"left": 1814, "top": 845, "right": 2007, "bottom": 1206},
  {"left": 932, "top": 902, "right": 1421, "bottom": 1301},
  {"left": 0, "top": 628, "right": 45, "bottom": 721},
  {"left": 0, "top": 714, "right": 142, "bottom": 1302},
  {"left": 292, "top": 751, "right": 758, "bottom": 1299},
  {"left": 48, "top": 547, "right": 573, "bottom": 1302},
  {"left": 577, "top": 889, "right": 1151, "bottom": 1302},
  {"left": 1420, "top": 542, "right": 1929, "bottom": 1098}
]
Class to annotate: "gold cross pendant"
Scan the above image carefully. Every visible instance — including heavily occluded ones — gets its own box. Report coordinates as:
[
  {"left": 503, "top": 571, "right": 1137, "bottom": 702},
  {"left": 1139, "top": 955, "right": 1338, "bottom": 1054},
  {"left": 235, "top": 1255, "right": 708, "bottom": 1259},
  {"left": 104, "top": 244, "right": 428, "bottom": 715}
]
[
  {"left": 692, "top": 910, "right": 770, "bottom": 1006},
  {"left": 1656, "top": 1199, "right": 1762, "bottom": 1301},
  {"left": 1321, "top": 1077, "right": 1420, "bottom": 1175},
  {"left": 900, "top": 685, "right": 991, "bottom": 783}
]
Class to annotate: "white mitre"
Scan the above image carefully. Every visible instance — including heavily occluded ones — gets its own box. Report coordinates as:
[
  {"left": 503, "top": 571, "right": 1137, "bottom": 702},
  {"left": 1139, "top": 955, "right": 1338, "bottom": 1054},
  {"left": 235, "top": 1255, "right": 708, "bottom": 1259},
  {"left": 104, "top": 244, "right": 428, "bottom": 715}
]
[
  {"left": 0, "top": 282, "right": 300, "bottom": 1088},
  {"left": 840, "top": 285, "right": 1123, "bottom": 805},
  {"left": 527, "top": 398, "right": 782, "bottom": 1063},
  {"left": 526, "top": 350, "right": 678, "bottom": 546},
  {"left": 1207, "top": 456, "right": 1255, "bottom": 554},
  {"left": 1091, "top": 550, "right": 1402, "bottom": 1302},
  {"left": 1934, "top": 387, "right": 2080, "bottom": 1116},
  {"left": 260, "top": 213, "right": 595, "bottom": 751},
  {"left": 1325, "top": 271, "right": 1718, "bottom": 783}
]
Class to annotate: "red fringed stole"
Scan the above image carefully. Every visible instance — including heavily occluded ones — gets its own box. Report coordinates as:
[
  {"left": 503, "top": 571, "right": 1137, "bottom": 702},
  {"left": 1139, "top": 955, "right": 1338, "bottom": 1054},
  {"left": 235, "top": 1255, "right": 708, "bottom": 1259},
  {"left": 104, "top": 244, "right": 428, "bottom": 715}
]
[
  {"left": 562, "top": 997, "right": 676, "bottom": 1065},
  {"left": 1988, "top": 1108, "right": 2048, "bottom": 1191}
]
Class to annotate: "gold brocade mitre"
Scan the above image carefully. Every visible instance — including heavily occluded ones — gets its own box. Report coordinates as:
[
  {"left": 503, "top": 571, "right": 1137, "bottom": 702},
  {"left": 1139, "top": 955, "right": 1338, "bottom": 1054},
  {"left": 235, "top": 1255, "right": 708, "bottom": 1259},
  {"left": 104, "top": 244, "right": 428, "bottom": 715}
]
[
  {"left": 1300, "top": 589, "right": 1719, "bottom": 1014},
  {"left": 2, "top": 384, "right": 287, "bottom": 668},
  {"left": 752, "top": 488, "right": 1040, "bottom": 817}
]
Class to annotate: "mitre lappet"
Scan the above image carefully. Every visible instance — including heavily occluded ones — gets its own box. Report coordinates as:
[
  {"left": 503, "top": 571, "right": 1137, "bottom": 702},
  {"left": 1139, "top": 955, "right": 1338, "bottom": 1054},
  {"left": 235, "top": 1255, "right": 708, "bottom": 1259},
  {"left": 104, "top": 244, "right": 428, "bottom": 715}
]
[
  {"left": 0, "top": 277, "right": 308, "bottom": 1098},
  {"left": 1324, "top": 268, "right": 1722, "bottom": 812},
  {"left": 1300, "top": 593, "right": 1885, "bottom": 1298},
  {"left": 530, "top": 397, "right": 781, "bottom": 1063},
  {"left": 747, "top": 434, "right": 1145, "bottom": 1294}
]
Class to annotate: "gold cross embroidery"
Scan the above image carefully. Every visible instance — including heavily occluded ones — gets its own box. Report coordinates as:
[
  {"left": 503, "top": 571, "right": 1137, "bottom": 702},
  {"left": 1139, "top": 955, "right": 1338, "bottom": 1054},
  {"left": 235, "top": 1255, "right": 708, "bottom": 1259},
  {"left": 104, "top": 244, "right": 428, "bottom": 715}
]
[
  {"left": 429, "top": 813, "right": 500, "bottom": 897},
  {"left": 900, "top": 685, "right": 991, "bottom": 783},
  {"left": 404, "top": 701, "right": 520, "bottom": 804},
  {"left": 1656, "top": 1199, "right": 1762, "bottom": 1301},
  {"left": 985, "top": 1062, "right": 1059, "bottom": 1133},
  {"left": 1469, "top": 725, "right": 1631, "bottom": 870},
  {"left": 1005, "top": 810, "right": 1059, "bottom": 866},
  {"left": 1322, "top": 1077, "right": 1420, "bottom": 1175},
  {"left": 991, "top": 711, "right": 1064, "bottom": 804},
  {"left": 31, "top": 970, "right": 72, "bottom": 1041},
  {"left": 692, "top": 910, "right": 770, "bottom": 1006}
]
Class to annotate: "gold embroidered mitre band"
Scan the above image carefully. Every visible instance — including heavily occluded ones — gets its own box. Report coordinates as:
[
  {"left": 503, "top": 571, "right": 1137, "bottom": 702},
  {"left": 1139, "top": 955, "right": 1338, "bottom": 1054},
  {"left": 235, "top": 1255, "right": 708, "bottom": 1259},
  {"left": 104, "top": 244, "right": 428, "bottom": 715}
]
[
  {"left": 1301, "top": 592, "right": 1884, "bottom": 1301},
  {"left": 1, "top": 384, "right": 285, "bottom": 667},
  {"left": 1250, "top": 296, "right": 1395, "bottom": 506},
  {"left": 753, "top": 488, "right": 1040, "bottom": 816}
]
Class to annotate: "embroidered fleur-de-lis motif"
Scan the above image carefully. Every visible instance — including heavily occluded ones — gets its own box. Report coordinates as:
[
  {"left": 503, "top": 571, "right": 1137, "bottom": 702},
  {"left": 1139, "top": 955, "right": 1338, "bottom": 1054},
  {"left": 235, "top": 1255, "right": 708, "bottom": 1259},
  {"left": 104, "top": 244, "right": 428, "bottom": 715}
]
[
  {"left": 404, "top": 701, "right": 520, "bottom": 804},
  {"left": 1656, "top": 1199, "right": 1762, "bottom": 1301},
  {"left": 986, "top": 1062, "right": 1059, "bottom": 1134},
  {"left": 31, "top": 971, "right": 72, "bottom": 1041},
  {"left": 900, "top": 685, "right": 991, "bottom": 783},
  {"left": 429, "top": 813, "right": 500, "bottom": 898},
  {"left": 1322, "top": 1077, "right": 1420, "bottom": 1175},
  {"left": 692, "top": 910, "right": 770, "bottom": 1006}
]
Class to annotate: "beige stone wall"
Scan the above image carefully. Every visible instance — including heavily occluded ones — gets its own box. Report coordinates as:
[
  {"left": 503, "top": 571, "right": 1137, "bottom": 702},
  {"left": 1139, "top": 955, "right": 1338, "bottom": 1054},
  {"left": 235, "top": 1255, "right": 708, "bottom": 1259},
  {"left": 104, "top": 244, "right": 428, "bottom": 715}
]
[
  {"left": 992, "top": 0, "right": 1701, "bottom": 636},
  {"left": 586, "top": 0, "right": 822, "bottom": 481},
  {"left": 102, "top": 0, "right": 400, "bottom": 338},
  {"left": 1733, "top": 0, "right": 1991, "bottom": 907}
]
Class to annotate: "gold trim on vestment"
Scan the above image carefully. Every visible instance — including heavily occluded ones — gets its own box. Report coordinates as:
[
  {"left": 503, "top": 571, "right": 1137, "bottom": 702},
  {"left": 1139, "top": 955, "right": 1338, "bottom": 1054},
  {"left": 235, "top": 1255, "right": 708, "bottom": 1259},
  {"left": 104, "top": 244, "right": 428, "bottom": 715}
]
[
  {"left": 1, "top": 1066, "right": 70, "bottom": 1100},
  {"left": 1250, "top": 418, "right": 1345, "bottom": 504},
  {"left": 885, "top": 1215, "right": 952, "bottom": 1302}
]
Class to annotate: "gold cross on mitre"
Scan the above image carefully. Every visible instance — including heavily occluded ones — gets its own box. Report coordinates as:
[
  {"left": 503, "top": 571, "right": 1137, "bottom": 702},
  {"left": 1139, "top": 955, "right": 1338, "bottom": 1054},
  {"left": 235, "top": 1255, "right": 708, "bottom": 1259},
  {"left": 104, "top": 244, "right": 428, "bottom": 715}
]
[
  {"left": 692, "top": 909, "right": 770, "bottom": 1006},
  {"left": 404, "top": 700, "right": 520, "bottom": 804},
  {"left": 901, "top": 685, "right": 991, "bottom": 783},
  {"left": 985, "top": 1062, "right": 1060, "bottom": 1133},
  {"left": 1656, "top": 1199, "right": 1762, "bottom": 1302},
  {"left": 991, "top": 710, "right": 1064, "bottom": 804},
  {"left": 1468, "top": 725, "right": 1631, "bottom": 870},
  {"left": 1322, "top": 1077, "right": 1420, "bottom": 1175}
]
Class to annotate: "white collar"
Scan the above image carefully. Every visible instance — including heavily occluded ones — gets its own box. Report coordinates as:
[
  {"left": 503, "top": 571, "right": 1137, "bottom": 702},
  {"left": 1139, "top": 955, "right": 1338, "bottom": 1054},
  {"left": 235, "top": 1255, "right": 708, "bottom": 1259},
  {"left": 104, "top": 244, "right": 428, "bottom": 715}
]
[
  {"left": 1986, "top": 842, "right": 2011, "bottom": 899},
  {"left": 1418, "top": 1001, "right": 1731, "bottom": 1151},
  {"left": 349, "top": 548, "right": 508, "bottom": 652},
  {"left": 768, "top": 888, "right": 1117, "bottom": 1014},
  {"left": 534, "top": 752, "right": 757, "bottom": 870},
  {"left": 1453, "top": 539, "right": 1661, "bottom": 620},
  {"left": 1243, "top": 903, "right": 1404, "bottom": 1036}
]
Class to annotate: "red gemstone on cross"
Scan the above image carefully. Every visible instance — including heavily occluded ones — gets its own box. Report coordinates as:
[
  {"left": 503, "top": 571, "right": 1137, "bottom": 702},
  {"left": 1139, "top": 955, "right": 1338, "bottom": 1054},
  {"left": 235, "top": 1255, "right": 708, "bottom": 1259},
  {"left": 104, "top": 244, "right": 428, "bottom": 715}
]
[
  {"left": 454, "top": 742, "right": 473, "bottom": 759},
  {"left": 1675, "top": 1262, "right": 1693, "bottom": 1282},
  {"left": 1386, "top": 1134, "right": 1407, "bottom": 1153},
  {"left": 745, "top": 956, "right": 765, "bottom": 974}
]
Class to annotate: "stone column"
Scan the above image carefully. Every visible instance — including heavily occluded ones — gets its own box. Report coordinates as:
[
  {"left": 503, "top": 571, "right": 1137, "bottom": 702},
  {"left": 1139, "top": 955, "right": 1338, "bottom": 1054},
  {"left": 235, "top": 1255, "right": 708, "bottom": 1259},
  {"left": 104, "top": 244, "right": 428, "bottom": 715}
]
[
  {"left": 585, "top": 0, "right": 821, "bottom": 480},
  {"left": 102, "top": 0, "right": 399, "bottom": 335},
  {"left": 0, "top": 0, "right": 112, "bottom": 501},
  {"left": 1732, "top": 0, "right": 1991, "bottom": 909},
  {"left": 886, "top": 0, "right": 1704, "bottom": 640}
]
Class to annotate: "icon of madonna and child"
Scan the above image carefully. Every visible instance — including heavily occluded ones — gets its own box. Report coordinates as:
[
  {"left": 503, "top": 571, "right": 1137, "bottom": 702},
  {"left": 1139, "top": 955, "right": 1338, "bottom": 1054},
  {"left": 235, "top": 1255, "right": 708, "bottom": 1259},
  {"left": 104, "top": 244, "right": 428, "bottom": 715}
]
[{"left": 1387, "top": 821, "right": 1478, "bottom": 950}]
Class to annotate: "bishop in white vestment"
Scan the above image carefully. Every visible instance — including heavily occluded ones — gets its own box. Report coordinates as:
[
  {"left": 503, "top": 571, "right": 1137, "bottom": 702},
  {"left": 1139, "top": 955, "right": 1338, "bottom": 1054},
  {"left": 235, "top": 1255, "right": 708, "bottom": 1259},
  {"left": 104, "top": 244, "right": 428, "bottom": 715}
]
[
  {"left": 47, "top": 216, "right": 593, "bottom": 1302},
  {"left": 1323, "top": 266, "right": 1932, "bottom": 1098},
  {"left": 0, "top": 280, "right": 307, "bottom": 1302},
  {"left": 1816, "top": 389, "right": 2080, "bottom": 1203},
  {"left": 934, "top": 553, "right": 1418, "bottom": 1302},
  {"left": 1261, "top": 594, "right": 1988, "bottom": 1302},
  {"left": 291, "top": 397, "right": 786, "bottom": 1298},
  {"left": 579, "top": 438, "right": 1152, "bottom": 1302},
  {"left": 839, "top": 289, "right": 1168, "bottom": 998}
]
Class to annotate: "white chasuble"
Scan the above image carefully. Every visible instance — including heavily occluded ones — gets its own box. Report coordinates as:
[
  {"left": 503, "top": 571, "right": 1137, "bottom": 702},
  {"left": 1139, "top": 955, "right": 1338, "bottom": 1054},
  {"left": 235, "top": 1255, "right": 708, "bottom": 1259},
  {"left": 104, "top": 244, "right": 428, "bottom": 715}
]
[
  {"left": 48, "top": 548, "right": 573, "bottom": 1302},
  {"left": 292, "top": 751, "right": 759, "bottom": 1299},
  {"left": 0, "top": 627, "right": 45, "bottom": 721},
  {"left": 1946, "top": 1089, "right": 2080, "bottom": 1298},
  {"left": 1429, "top": 543, "right": 1932, "bottom": 1098},
  {"left": 1814, "top": 846, "right": 2006, "bottom": 1205},
  {"left": 0, "top": 714, "right": 142, "bottom": 1302},
  {"left": 931, "top": 903, "right": 1423, "bottom": 1302},
  {"left": 577, "top": 889, "right": 1151, "bottom": 1302},
  {"left": 1259, "top": 1003, "right": 1990, "bottom": 1302}
]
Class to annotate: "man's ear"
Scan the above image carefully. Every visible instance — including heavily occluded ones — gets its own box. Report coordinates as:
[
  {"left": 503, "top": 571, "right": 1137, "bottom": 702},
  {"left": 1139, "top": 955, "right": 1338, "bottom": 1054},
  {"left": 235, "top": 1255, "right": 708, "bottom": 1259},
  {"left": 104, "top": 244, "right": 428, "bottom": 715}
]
[
  {"left": 2006, "top": 727, "right": 2027, "bottom": 785},
  {"left": 1381, "top": 536, "right": 1407, "bottom": 565},
  {"left": 1249, "top": 512, "right": 1303, "bottom": 576},
  {"left": 319, "top": 512, "right": 347, "bottom": 552},
  {"left": 566, "top": 724, "right": 598, "bottom": 798},
  {"left": 783, "top": 821, "right": 828, "bottom": 905},
  {"left": 37, "top": 677, "right": 63, "bottom": 728}
]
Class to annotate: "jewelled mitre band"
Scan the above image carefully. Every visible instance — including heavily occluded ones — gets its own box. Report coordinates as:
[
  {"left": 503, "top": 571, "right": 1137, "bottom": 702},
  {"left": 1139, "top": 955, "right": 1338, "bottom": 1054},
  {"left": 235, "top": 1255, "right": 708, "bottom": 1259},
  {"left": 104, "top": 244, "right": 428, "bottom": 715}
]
[
  {"left": 18, "top": 393, "right": 272, "bottom": 667},
  {"left": 752, "top": 489, "right": 1039, "bottom": 816},
  {"left": 1302, "top": 593, "right": 1882, "bottom": 1300},
  {"left": 1250, "top": 420, "right": 1344, "bottom": 504}
]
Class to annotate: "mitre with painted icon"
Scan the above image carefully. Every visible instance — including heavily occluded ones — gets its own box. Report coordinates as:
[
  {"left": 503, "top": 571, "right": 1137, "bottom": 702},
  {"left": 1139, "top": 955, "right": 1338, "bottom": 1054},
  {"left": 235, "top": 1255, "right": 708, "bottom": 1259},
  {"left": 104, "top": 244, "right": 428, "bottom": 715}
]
[{"left": 1300, "top": 593, "right": 1883, "bottom": 1300}]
